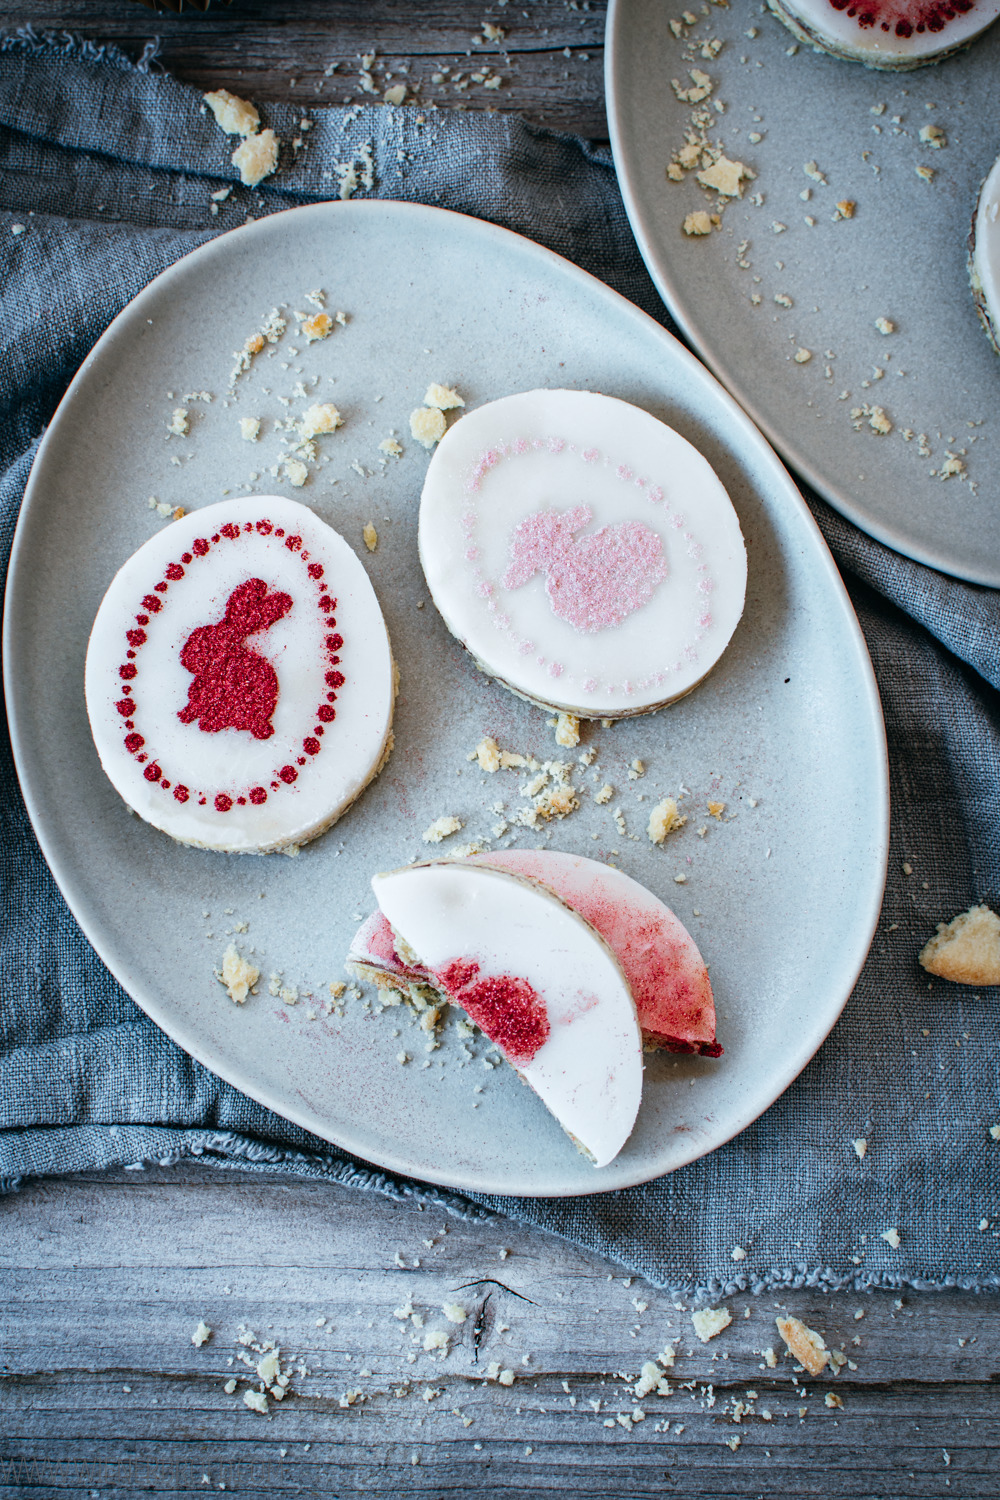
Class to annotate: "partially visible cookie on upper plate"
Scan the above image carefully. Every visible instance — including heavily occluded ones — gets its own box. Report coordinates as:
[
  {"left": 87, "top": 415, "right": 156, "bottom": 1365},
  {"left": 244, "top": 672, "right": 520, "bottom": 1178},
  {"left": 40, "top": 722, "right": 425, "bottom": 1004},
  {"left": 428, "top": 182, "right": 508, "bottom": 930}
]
[
  {"left": 970, "top": 150, "right": 1000, "bottom": 355},
  {"left": 418, "top": 389, "right": 747, "bottom": 722},
  {"left": 767, "top": 0, "right": 1000, "bottom": 69}
]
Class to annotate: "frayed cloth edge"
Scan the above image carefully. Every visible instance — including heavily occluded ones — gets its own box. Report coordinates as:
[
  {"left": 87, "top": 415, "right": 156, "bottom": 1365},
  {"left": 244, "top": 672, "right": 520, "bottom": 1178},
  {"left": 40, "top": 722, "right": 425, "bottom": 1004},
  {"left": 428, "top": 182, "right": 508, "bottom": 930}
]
[
  {"left": 4, "top": 1134, "right": 1000, "bottom": 1296},
  {"left": 0, "top": 1127, "right": 497, "bottom": 1225},
  {"left": 0, "top": 25, "right": 161, "bottom": 74}
]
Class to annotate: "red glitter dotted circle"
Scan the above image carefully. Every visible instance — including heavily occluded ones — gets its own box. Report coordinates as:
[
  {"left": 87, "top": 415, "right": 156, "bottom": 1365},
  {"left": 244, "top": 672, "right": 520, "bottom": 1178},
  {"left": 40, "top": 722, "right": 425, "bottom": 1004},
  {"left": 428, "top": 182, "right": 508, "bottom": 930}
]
[{"left": 118, "top": 517, "right": 343, "bottom": 810}]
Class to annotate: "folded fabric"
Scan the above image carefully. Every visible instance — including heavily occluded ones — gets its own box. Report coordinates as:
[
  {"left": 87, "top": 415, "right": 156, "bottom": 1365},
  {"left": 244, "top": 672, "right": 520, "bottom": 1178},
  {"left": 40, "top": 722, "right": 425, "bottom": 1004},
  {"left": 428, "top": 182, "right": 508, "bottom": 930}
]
[{"left": 1, "top": 30, "right": 998, "bottom": 1297}]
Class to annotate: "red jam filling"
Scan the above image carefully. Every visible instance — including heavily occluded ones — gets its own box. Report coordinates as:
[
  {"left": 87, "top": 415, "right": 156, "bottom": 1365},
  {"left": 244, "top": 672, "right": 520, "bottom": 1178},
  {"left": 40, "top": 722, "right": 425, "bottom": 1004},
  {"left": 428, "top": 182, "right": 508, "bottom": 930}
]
[
  {"left": 435, "top": 958, "right": 550, "bottom": 1066},
  {"left": 826, "top": 0, "right": 973, "bottom": 38}
]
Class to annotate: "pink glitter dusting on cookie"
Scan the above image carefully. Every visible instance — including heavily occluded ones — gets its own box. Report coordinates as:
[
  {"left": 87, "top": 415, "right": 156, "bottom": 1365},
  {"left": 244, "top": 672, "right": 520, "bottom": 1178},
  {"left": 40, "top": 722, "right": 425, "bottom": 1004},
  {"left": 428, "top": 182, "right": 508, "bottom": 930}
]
[{"left": 502, "top": 505, "right": 668, "bottom": 634}]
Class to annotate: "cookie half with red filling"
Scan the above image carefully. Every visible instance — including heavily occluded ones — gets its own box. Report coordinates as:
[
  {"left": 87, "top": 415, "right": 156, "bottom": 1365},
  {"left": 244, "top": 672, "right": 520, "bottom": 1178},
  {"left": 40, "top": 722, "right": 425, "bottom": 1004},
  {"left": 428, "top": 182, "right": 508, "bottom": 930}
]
[
  {"left": 350, "top": 849, "right": 720, "bottom": 1060},
  {"left": 355, "top": 860, "right": 645, "bottom": 1168}
]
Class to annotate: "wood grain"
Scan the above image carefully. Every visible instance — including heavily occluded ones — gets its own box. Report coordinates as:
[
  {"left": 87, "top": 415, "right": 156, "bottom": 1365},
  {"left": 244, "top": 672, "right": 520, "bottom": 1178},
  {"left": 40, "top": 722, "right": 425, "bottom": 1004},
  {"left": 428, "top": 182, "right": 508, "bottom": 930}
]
[
  {"left": 2, "top": 1166, "right": 999, "bottom": 1496},
  {"left": 5, "top": 0, "right": 609, "bottom": 137}
]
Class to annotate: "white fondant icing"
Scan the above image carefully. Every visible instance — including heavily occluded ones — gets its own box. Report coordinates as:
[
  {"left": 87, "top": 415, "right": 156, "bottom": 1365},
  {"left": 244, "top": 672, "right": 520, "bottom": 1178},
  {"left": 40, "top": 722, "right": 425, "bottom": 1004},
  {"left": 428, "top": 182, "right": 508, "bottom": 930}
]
[
  {"left": 972, "top": 152, "right": 1000, "bottom": 353},
  {"left": 85, "top": 496, "right": 394, "bottom": 853},
  {"left": 768, "top": 0, "right": 1000, "bottom": 67},
  {"left": 418, "top": 390, "right": 746, "bottom": 718},
  {"left": 371, "top": 862, "right": 644, "bottom": 1168}
]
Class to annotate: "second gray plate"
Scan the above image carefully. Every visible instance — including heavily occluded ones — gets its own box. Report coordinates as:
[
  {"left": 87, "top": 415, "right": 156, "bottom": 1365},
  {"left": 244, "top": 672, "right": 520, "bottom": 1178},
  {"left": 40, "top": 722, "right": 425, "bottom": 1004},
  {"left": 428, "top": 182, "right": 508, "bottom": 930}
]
[{"left": 607, "top": 0, "right": 1000, "bottom": 584}]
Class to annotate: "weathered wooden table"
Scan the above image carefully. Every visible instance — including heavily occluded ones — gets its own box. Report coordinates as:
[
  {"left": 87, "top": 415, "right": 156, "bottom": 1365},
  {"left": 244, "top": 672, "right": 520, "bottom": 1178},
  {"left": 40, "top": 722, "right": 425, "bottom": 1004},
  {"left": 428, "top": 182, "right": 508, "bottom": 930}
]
[{"left": 3, "top": 4, "right": 999, "bottom": 1495}]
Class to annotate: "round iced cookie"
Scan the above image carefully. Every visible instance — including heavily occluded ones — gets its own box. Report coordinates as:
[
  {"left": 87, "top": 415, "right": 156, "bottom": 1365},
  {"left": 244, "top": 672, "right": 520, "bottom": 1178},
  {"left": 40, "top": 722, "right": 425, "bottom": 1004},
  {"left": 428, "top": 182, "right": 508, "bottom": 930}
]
[
  {"left": 370, "top": 861, "right": 644, "bottom": 1168},
  {"left": 418, "top": 389, "right": 746, "bottom": 720},
  {"left": 767, "top": 0, "right": 1000, "bottom": 68},
  {"left": 85, "top": 496, "right": 395, "bottom": 854},
  {"left": 349, "top": 849, "right": 720, "bottom": 1056},
  {"left": 970, "top": 151, "right": 1000, "bottom": 355}
]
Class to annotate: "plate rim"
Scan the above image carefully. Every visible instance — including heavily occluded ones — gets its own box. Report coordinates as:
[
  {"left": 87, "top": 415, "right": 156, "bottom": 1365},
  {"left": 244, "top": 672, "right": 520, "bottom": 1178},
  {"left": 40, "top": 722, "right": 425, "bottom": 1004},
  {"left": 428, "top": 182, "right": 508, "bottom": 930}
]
[
  {"left": 2, "top": 197, "right": 891, "bottom": 1197},
  {"left": 604, "top": 0, "right": 1000, "bottom": 588}
]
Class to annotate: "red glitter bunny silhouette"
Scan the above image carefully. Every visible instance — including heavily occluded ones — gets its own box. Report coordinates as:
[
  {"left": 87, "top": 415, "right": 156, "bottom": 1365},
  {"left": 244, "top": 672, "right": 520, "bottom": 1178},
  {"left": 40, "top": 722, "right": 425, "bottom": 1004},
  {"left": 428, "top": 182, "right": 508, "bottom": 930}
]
[{"left": 178, "top": 577, "right": 293, "bottom": 741}]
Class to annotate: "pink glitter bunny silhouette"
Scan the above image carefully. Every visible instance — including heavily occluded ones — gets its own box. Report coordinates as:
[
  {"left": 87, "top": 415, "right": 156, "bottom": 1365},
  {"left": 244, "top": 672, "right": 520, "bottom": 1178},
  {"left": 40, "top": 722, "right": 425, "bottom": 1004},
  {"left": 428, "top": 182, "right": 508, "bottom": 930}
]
[
  {"left": 502, "top": 504, "right": 668, "bottom": 633},
  {"left": 178, "top": 577, "right": 293, "bottom": 741}
]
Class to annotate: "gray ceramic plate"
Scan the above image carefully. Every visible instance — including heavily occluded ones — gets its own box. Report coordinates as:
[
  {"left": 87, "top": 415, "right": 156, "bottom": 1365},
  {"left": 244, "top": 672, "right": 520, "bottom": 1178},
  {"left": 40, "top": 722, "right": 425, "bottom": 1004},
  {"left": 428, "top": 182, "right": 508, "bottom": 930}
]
[
  {"left": 4, "top": 201, "right": 888, "bottom": 1196},
  {"left": 607, "top": 0, "right": 1000, "bottom": 584}
]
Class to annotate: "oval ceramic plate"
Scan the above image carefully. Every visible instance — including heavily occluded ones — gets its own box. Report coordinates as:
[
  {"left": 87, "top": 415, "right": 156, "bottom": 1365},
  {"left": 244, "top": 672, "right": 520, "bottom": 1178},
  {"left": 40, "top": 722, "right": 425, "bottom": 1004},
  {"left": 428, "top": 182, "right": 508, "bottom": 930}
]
[
  {"left": 4, "top": 200, "right": 888, "bottom": 1196},
  {"left": 607, "top": 0, "right": 1000, "bottom": 584}
]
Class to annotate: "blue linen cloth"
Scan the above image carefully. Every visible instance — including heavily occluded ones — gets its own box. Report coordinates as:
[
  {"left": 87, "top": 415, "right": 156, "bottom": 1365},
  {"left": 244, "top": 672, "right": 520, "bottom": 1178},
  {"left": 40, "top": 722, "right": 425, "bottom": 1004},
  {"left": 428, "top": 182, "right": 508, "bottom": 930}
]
[{"left": 2, "top": 29, "right": 999, "bottom": 1298}]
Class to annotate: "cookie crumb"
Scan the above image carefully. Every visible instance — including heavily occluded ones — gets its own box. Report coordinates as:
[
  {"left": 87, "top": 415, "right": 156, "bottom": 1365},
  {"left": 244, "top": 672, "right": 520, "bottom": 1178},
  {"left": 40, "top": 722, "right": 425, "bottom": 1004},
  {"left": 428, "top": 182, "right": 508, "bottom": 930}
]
[
  {"left": 775, "top": 1315, "right": 828, "bottom": 1376},
  {"left": 424, "top": 383, "right": 465, "bottom": 411},
  {"left": 422, "top": 815, "right": 462, "bottom": 843},
  {"left": 551, "top": 712, "right": 580, "bottom": 748},
  {"left": 204, "top": 89, "right": 260, "bottom": 137},
  {"left": 300, "top": 402, "right": 343, "bottom": 440},
  {"left": 302, "top": 312, "right": 333, "bottom": 342},
  {"left": 240, "top": 417, "right": 260, "bottom": 442},
  {"left": 410, "top": 407, "right": 447, "bottom": 448},
  {"left": 282, "top": 457, "right": 308, "bottom": 488},
  {"left": 232, "top": 129, "right": 279, "bottom": 188},
  {"left": 220, "top": 944, "right": 259, "bottom": 1004},
  {"left": 683, "top": 210, "right": 716, "bottom": 236},
  {"left": 692, "top": 1307, "right": 732, "bottom": 1343},
  {"left": 648, "top": 797, "right": 687, "bottom": 843},
  {"left": 919, "top": 905, "right": 1000, "bottom": 986},
  {"left": 696, "top": 155, "right": 752, "bottom": 198},
  {"left": 363, "top": 521, "right": 378, "bottom": 552}
]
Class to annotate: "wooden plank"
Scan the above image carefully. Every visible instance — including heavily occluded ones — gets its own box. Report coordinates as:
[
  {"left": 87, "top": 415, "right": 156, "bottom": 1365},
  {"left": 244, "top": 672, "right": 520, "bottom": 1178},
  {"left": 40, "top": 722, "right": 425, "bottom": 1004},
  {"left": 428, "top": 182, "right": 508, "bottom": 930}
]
[
  {"left": 1, "top": 1167, "right": 999, "bottom": 1496},
  {"left": 0, "top": 1, "right": 609, "bottom": 137}
]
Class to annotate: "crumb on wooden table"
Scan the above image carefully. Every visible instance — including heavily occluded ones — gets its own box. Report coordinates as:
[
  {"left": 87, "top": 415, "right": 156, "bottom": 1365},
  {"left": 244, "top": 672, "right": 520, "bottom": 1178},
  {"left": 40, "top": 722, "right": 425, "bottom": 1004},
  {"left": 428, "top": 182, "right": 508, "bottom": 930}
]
[
  {"left": 692, "top": 1307, "right": 732, "bottom": 1343},
  {"left": 776, "top": 1315, "right": 829, "bottom": 1376}
]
